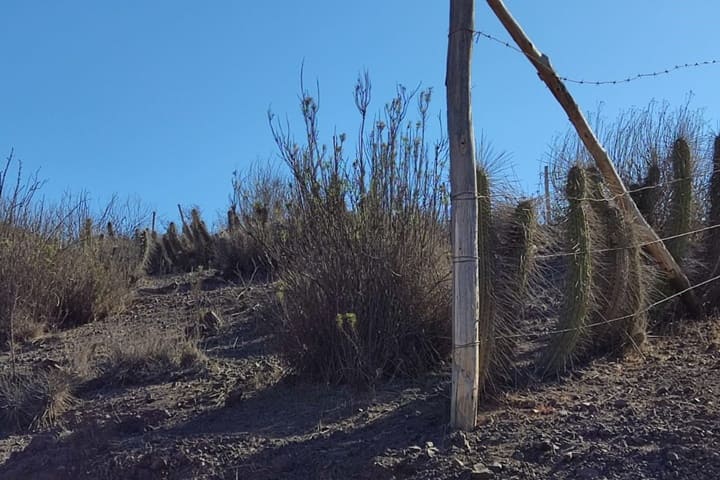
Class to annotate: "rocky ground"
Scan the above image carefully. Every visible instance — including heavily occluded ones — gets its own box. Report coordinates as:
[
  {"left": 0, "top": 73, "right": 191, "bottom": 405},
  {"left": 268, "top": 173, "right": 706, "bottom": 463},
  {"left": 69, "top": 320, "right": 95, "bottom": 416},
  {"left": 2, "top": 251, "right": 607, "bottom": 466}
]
[{"left": 0, "top": 271, "right": 719, "bottom": 479}]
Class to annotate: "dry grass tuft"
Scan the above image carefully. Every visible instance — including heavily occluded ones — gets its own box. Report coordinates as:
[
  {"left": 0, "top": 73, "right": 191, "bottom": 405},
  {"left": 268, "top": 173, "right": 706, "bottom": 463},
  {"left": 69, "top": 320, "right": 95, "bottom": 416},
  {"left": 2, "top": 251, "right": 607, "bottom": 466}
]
[
  {"left": 0, "top": 369, "right": 76, "bottom": 432},
  {"left": 97, "top": 334, "right": 208, "bottom": 386}
]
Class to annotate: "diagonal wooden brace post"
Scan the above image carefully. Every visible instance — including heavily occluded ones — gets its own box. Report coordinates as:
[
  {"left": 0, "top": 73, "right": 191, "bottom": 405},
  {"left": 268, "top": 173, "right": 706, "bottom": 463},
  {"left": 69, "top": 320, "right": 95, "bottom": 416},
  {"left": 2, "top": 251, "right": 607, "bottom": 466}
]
[{"left": 486, "top": 0, "right": 702, "bottom": 318}]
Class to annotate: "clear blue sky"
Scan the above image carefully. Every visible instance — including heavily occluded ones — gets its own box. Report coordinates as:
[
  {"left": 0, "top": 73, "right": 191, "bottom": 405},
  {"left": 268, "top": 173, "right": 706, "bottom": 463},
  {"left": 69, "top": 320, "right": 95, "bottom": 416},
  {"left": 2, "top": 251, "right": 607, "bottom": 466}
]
[{"left": 1, "top": 1, "right": 718, "bottom": 225}]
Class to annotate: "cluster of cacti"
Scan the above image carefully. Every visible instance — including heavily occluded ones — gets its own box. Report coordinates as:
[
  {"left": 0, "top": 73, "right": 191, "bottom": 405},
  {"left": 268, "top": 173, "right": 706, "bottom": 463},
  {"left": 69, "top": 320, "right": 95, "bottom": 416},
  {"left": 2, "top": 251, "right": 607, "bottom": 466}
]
[
  {"left": 472, "top": 167, "right": 543, "bottom": 392},
  {"left": 133, "top": 208, "right": 219, "bottom": 276},
  {"left": 189, "top": 208, "right": 213, "bottom": 263},
  {"left": 587, "top": 169, "right": 647, "bottom": 351},
  {"left": 540, "top": 165, "right": 649, "bottom": 376}
]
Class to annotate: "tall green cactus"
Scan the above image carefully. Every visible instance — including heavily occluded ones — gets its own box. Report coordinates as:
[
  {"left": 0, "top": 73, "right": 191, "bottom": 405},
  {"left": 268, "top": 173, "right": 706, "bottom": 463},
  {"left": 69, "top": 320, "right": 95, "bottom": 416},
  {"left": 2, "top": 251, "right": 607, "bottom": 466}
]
[
  {"left": 666, "top": 137, "right": 693, "bottom": 264},
  {"left": 190, "top": 209, "right": 212, "bottom": 248},
  {"left": 161, "top": 223, "right": 179, "bottom": 268},
  {"left": 80, "top": 218, "right": 93, "bottom": 247},
  {"left": 623, "top": 221, "right": 648, "bottom": 349},
  {"left": 510, "top": 200, "right": 536, "bottom": 296},
  {"left": 475, "top": 167, "right": 496, "bottom": 391},
  {"left": 642, "top": 162, "right": 661, "bottom": 227},
  {"left": 227, "top": 208, "right": 241, "bottom": 232},
  {"left": 541, "top": 166, "right": 592, "bottom": 376},
  {"left": 588, "top": 172, "right": 646, "bottom": 351},
  {"left": 141, "top": 229, "right": 166, "bottom": 275},
  {"left": 493, "top": 199, "right": 537, "bottom": 385},
  {"left": 708, "top": 136, "right": 720, "bottom": 270},
  {"left": 705, "top": 136, "right": 720, "bottom": 309}
]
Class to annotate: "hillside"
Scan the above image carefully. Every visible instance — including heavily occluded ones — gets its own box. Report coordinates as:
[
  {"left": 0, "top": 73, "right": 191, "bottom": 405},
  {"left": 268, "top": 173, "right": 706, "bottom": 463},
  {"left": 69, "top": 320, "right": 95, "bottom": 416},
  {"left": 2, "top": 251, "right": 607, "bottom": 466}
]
[{"left": 0, "top": 270, "right": 718, "bottom": 480}]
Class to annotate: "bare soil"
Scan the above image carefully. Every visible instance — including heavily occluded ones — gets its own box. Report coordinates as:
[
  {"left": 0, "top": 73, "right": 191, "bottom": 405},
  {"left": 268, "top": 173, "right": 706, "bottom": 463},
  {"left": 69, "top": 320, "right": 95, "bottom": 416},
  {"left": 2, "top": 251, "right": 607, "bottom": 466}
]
[{"left": 1, "top": 271, "right": 719, "bottom": 479}]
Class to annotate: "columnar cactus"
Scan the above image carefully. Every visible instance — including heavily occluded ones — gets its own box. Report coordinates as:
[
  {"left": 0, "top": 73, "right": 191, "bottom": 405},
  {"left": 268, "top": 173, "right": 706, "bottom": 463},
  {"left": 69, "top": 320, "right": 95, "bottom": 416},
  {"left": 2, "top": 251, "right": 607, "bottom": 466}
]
[
  {"left": 666, "top": 138, "right": 693, "bottom": 264},
  {"left": 541, "top": 166, "right": 592, "bottom": 375},
  {"left": 475, "top": 167, "right": 496, "bottom": 391}
]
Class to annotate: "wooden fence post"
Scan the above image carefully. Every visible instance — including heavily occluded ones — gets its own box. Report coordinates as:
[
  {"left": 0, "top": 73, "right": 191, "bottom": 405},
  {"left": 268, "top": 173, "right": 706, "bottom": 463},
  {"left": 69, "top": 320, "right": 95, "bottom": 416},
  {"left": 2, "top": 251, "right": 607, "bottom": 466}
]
[
  {"left": 486, "top": 0, "right": 703, "bottom": 317},
  {"left": 447, "top": 0, "right": 480, "bottom": 430}
]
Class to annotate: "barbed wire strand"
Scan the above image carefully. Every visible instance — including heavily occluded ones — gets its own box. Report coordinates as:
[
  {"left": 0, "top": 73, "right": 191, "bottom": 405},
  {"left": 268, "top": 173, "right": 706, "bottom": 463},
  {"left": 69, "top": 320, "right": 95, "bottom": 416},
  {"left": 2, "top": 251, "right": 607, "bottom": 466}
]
[
  {"left": 561, "top": 166, "right": 720, "bottom": 204},
  {"left": 451, "top": 167, "right": 720, "bottom": 204},
  {"left": 472, "top": 29, "right": 719, "bottom": 86},
  {"left": 447, "top": 222, "right": 720, "bottom": 263},
  {"left": 450, "top": 221, "right": 706, "bottom": 264},
  {"left": 453, "top": 270, "right": 720, "bottom": 350}
]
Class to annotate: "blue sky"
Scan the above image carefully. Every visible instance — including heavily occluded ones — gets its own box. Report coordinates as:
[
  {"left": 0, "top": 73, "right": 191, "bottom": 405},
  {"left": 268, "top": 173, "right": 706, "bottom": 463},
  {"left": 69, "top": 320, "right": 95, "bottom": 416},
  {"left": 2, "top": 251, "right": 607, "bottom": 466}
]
[{"left": 1, "top": 1, "right": 718, "bottom": 225}]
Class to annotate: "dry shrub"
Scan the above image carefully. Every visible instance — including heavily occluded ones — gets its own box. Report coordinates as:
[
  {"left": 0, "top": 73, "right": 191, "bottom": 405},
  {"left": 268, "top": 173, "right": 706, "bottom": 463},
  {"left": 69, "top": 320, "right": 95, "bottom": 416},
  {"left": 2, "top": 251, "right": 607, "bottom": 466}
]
[
  {"left": 267, "top": 76, "right": 451, "bottom": 384},
  {"left": 214, "top": 167, "right": 287, "bottom": 280},
  {"left": 98, "top": 333, "right": 207, "bottom": 385},
  {"left": 213, "top": 228, "right": 268, "bottom": 280},
  {"left": 0, "top": 152, "right": 142, "bottom": 346},
  {"left": 0, "top": 369, "right": 76, "bottom": 432},
  {"left": 0, "top": 222, "right": 139, "bottom": 341},
  {"left": 52, "top": 235, "right": 139, "bottom": 329}
]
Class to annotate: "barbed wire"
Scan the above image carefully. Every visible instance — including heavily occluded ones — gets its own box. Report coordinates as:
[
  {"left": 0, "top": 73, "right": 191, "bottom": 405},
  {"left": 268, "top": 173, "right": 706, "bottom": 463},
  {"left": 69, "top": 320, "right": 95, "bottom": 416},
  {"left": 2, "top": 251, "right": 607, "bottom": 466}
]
[
  {"left": 535, "top": 222, "right": 720, "bottom": 260},
  {"left": 450, "top": 203, "right": 720, "bottom": 262},
  {"left": 563, "top": 165, "right": 720, "bottom": 203},
  {"left": 472, "top": 29, "right": 719, "bottom": 86},
  {"left": 450, "top": 221, "right": 720, "bottom": 265},
  {"left": 451, "top": 165, "right": 720, "bottom": 205},
  {"left": 453, "top": 269, "right": 720, "bottom": 350}
]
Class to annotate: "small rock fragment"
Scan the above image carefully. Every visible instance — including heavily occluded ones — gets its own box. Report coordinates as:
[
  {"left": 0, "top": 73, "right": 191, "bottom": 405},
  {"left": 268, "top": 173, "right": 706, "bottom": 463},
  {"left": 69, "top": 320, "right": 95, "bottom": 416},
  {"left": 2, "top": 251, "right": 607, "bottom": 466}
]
[
  {"left": 488, "top": 460, "right": 503, "bottom": 472},
  {"left": 470, "top": 465, "right": 494, "bottom": 480},
  {"left": 614, "top": 398, "right": 629, "bottom": 408}
]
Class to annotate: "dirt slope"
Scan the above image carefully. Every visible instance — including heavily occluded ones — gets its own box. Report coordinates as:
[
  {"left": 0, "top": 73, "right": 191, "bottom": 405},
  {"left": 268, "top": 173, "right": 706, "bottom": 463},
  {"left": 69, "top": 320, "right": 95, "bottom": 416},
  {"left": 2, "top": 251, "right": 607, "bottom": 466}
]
[{"left": 1, "top": 272, "right": 719, "bottom": 479}]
